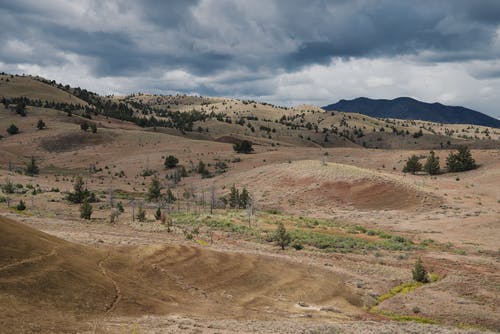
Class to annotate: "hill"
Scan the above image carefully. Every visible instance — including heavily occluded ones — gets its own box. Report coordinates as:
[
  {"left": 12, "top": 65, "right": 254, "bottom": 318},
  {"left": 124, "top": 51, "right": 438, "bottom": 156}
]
[
  {"left": 0, "top": 215, "right": 364, "bottom": 332},
  {"left": 323, "top": 97, "right": 500, "bottom": 128}
]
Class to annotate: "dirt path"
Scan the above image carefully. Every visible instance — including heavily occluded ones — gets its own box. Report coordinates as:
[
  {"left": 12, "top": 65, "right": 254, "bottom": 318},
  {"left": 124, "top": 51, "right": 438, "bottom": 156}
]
[
  {"left": 98, "top": 253, "right": 122, "bottom": 314},
  {"left": 0, "top": 247, "right": 58, "bottom": 272}
]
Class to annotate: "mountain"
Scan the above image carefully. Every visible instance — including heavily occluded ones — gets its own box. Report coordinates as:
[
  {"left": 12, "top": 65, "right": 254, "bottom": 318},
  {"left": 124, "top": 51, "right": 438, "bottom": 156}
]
[{"left": 323, "top": 97, "right": 500, "bottom": 128}]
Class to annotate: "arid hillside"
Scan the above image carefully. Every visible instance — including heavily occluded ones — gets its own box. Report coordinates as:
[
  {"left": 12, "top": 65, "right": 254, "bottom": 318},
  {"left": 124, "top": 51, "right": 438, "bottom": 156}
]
[{"left": 0, "top": 74, "right": 499, "bottom": 333}]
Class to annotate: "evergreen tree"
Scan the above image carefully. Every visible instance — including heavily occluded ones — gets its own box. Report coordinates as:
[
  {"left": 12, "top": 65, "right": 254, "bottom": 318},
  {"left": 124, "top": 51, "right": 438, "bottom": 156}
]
[
  {"left": 197, "top": 160, "right": 210, "bottom": 177},
  {"left": 146, "top": 176, "right": 162, "bottom": 202},
  {"left": 403, "top": 155, "right": 422, "bottom": 174},
  {"left": 37, "top": 119, "right": 46, "bottom": 130},
  {"left": 164, "top": 155, "right": 179, "bottom": 169},
  {"left": 80, "top": 199, "right": 92, "bottom": 220},
  {"left": 239, "top": 187, "right": 250, "bottom": 208},
  {"left": 116, "top": 201, "right": 124, "bottom": 213},
  {"left": 6, "top": 123, "right": 19, "bottom": 135},
  {"left": 446, "top": 146, "right": 477, "bottom": 172},
  {"left": 25, "top": 156, "right": 39, "bottom": 176},
  {"left": 412, "top": 257, "right": 429, "bottom": 283},
  {"left": 229, "top": 184, "right": 239, "bottom": 208},
  {"left": 424, "top": 151, "right": 440, "bottom": 175},
  {"left": 233, "top": 140, "right": 254, "bottom": 153},
  {"left": 80, "top": 122, "right": 89, "bottom": 131},
  {"left": 67, "top": 176, "right": 95, "bottom": 204},
  {"left": 136, "top": 204, "right": 146, "bottom": 222},
  {"left": 154, "top": 207, "right": 162, "bottom": 220},
  {"left": 166, "top": 188, "right": 176, "bottom": 203},
  {"left": 16, "top": 102, "right": 26, "bottom": 116},
  {"left": 274, "top": 223, "right": 291, "bottom": 250},
  {"left": 16, "top": 200, "right": 26, "bottom": 211},
  {"left": 90, "top": 123, "right": 97, "bottom": 133}
]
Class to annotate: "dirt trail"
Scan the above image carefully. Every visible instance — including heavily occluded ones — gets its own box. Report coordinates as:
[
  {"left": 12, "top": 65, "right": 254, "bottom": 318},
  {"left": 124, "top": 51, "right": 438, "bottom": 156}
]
[
  {"left": 0, "top": 247, "right": 58, "bottom": 272},
  {"left": 98, "top": 253, "right": 122, "bottom": 314}
]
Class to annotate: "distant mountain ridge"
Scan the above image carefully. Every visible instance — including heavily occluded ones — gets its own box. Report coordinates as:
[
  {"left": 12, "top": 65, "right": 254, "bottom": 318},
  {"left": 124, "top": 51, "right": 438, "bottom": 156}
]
[{"left": 323, "top": 97, "right": 500, "bottom": 128}]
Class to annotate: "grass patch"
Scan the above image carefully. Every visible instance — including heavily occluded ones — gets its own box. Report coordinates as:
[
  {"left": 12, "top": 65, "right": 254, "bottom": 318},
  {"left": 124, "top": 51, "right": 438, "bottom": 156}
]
[
  {"left": 377, "top": 281, "right": 423, "bottom": 303},
  {"left": 289, "top": 229, "right": 414, "bottom": 253}
]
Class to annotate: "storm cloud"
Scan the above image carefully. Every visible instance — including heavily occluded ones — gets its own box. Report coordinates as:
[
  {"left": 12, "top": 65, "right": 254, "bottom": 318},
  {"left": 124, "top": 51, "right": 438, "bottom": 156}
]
[{"left": 1, "top": 0, "right": 500, "bottom": 118}]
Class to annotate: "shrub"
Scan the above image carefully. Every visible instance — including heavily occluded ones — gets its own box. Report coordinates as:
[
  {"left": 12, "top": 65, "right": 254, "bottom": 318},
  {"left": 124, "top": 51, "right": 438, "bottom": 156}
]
[
  {"left": 403, "top": 155, "right": 422, "bottom": 174},
  {"left": 80, "top": 122, "right": 89, "bottom": 131}
]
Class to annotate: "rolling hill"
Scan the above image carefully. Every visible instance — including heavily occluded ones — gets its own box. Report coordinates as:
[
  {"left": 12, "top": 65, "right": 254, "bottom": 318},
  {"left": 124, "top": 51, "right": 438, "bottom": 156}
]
[{"left": 323, "top": 97, "right": 500, "bottom": 128}]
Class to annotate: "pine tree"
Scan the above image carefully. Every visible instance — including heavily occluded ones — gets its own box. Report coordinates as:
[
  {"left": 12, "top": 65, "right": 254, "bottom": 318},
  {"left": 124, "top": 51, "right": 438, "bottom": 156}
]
[
  {"left": 80, "top": 199, "right": 92, "bottom": 220},
  {"left": 412, "top": 257, "right": 429, "bottom": 283},
  {"left": 403, "top": 155, "right": 422, "bottom": 174},
  {"left": 424, "top": 151, "right": 440, "bottom": 175},
  {"left": 146, "top": 176, "right": 162, "bottom": 202},
  {"left": 274, "top": 223, "right": 291, "bottom": 250},
  {"left": 25, "top": 156, "right": 40, "bottom": 176},
  {"left": 80, "top": 122, "right": 89, "bottom": 131},
  {"left": 90, "top": 123, "right": 97, "bottom": 133}
]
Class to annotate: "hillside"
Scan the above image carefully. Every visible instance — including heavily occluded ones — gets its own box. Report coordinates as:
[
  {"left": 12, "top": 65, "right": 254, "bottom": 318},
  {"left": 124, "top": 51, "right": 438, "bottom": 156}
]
[
  {"left": 1, "top": 74, "right": 499, "bottom": 151},
  {"left": 323, "top": 97, "right": 500, "bottom": 128}
]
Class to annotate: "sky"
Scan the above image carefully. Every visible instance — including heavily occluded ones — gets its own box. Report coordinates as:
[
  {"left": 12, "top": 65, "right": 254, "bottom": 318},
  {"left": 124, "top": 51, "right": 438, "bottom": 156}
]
[{"left": 1, "top": 0, "right": 500, "bottom": 119}]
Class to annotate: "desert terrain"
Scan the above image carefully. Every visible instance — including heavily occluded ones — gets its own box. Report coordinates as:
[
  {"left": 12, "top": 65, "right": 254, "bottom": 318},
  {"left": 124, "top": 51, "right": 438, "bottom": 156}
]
[{"left": 0, "top": 74, "right": 499, "bottom": 333}]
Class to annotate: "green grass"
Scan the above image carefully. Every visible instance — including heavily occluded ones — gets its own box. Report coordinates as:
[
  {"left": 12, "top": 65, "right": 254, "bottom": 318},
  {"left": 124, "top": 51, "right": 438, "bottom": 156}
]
[
  {"left": 289, "top": 229, "right": 414, "bottom": 253},
  {"left": 169, "top": 210, "right": 414, "bottom": 253}
]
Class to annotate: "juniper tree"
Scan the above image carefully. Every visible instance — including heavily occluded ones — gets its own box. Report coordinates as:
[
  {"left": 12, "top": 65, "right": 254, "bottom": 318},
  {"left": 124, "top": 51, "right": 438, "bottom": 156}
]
[
  {"left": 80, "top": 199, "right": 93, "bottom": 220},
  {"left": 446, "top": 146, "right": 477, "bottom": 172},
  {"left": 146, "top": 176, "right": 162, "bottom": 202},
  {"left": 136, "top": 204, "right": 146, "bottom": 222},
  {"left": 424, "top": 151, "right": 440, "bottom": 175},
  {"left": 25, "top": 156, "right": 39, "bottom": 176},
  {"left": 274, "top": 222, "right": 291, "bottom": 250},
  {"left": 239, "top": 187, "right": 250, "bottom": 208},
  {"left": 412, "top": 257, "right": 429, "bottom": 283},
  {"left": 37, "top": 119, "right": 46, "bottom": 130},
  {"left": 403, "top": 155, "right": 422, "bottom": 174},
  {"left": 229, "top": 184, "right": 239, "bottom": 208},
  {"left": 164, "top": 155, "right": 179, "bottom": 169},
  {"left": 6, "top": 123, "right": 19, "bottom": 135}
]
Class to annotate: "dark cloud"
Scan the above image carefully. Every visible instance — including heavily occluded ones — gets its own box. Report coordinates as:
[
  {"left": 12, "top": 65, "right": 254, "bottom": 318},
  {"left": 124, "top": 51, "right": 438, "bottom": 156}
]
[{"left": 1, "top": 1, "right": 500, "bottom": 118}]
